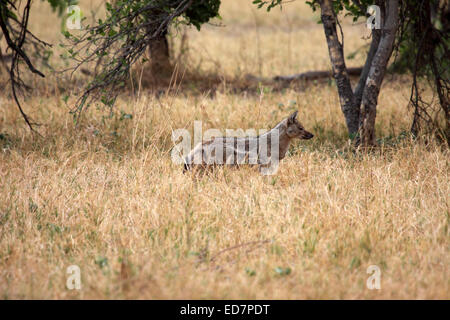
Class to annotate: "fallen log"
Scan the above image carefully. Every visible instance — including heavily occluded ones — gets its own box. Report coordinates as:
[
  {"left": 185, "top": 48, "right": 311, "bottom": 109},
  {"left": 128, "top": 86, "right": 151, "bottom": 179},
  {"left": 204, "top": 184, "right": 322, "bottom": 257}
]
[
  {"left": 273, "top": 67, "right": 363, "bottom": 81},
  {"left": 0, "top": 53, "right": 12, "bottom": 63}
]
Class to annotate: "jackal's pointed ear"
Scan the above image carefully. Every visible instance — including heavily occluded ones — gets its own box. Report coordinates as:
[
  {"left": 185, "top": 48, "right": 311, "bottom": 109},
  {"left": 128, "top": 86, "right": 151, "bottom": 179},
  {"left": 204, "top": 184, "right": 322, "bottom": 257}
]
[{"left": 288, "top": 110, "right": 298, "bottom": 124}]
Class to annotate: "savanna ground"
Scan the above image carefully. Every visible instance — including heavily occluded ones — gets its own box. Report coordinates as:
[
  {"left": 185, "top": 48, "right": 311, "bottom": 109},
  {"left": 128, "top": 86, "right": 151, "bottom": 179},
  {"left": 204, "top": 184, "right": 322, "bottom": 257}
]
[{"left": 0, "top": 1, "right": 448, "bottom": 299}]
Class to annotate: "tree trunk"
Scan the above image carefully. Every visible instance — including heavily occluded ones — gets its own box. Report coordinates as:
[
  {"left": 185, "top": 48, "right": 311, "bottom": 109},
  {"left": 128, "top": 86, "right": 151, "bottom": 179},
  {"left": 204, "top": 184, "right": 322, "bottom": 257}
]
[
  {"left": 319, "top": 0, "right": 360, "bottom": 136},
  {"left": 359, "top": 0, "right": 399, "bottom": 146},
  {"left": 319, "top": 0, "right": 399, "bottom": 146},
  {"left": 148, "top": 29, "right": 172, "bottom": 77},
  {"left": 354, "top": 29, "right": 381, "bottom": 108}
]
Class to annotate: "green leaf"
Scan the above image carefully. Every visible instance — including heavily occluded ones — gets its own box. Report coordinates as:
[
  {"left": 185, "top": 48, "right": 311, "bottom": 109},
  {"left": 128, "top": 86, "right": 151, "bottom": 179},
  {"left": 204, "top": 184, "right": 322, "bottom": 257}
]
[{"left": 274, "top": 267, "right": 291, "bottom": 276}]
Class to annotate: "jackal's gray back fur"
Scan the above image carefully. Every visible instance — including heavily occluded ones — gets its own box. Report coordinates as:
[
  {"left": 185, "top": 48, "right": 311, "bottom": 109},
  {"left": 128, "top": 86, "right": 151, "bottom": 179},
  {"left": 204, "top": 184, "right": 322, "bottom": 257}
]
[{"left": 183, "top": 111, "right": 313, "bottom": 172}]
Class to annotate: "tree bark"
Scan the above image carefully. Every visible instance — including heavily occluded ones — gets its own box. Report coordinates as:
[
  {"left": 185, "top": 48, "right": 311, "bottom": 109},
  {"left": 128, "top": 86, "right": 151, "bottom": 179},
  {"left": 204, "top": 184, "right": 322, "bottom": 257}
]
[
  {"left": 319, "top": 0, "right": 359, "bottom": 136},
  {"left": 354, "top": 29, "right": 380, "bottom": 108},
  {"left": 148, "top": 29, "right": 172, "bottom": 77},
  {"left": 359, "top": 0, "right": 399, "bottom": 146}
]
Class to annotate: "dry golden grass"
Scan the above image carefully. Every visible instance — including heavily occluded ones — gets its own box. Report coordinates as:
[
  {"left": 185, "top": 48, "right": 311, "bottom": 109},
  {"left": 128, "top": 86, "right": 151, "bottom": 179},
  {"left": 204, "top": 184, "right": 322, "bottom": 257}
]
[{"left": 0, "top": 1, "right": 448, "bottom": 299}]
